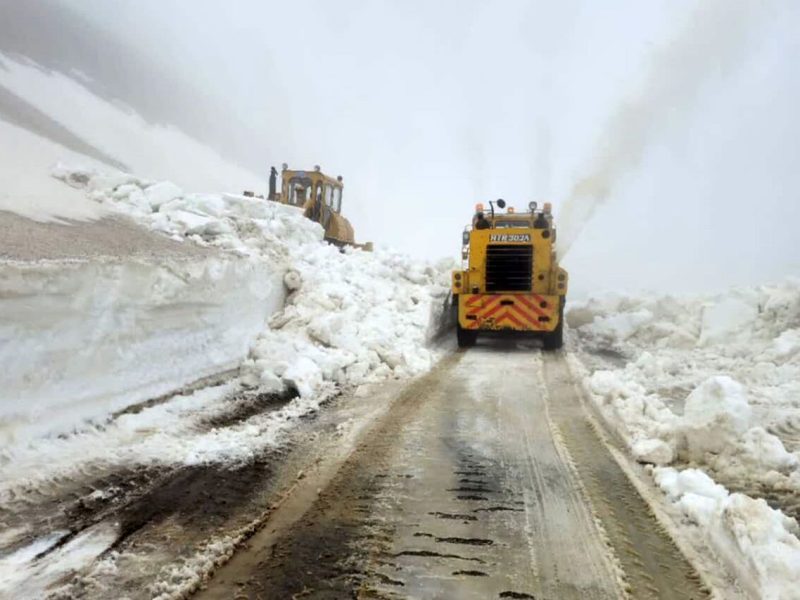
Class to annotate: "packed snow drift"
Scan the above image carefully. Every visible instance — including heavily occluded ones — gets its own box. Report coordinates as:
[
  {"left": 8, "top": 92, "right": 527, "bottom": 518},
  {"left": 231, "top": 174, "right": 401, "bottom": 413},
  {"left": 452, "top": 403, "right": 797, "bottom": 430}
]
[
  {"left": 568, "top": 281, "right": 800, "bottom": 598},
  {"left": 48, "top": 163, "right": 452, "bottom": 394},
  {"left": 1, "top": 163, "right": 450, "bottom": 482}
]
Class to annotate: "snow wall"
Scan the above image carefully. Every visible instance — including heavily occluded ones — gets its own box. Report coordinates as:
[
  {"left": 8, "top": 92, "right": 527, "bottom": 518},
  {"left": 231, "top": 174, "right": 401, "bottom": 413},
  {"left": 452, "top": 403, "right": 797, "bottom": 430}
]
[{"left": 0, "top": 255, "right": 283, "bottom": 445}]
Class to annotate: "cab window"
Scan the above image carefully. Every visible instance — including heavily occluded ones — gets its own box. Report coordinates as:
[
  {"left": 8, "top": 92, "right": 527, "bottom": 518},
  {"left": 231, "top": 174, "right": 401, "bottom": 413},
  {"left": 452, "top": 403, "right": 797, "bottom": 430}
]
[
  {"left": 290, "top": 184, "right": 307, "bottom": 206},
  {"left": 289, "top": 176, "right": 312, "bottom": 206},
  {"left": 332, "top": 187, "right": 342, "bottom": 213}
]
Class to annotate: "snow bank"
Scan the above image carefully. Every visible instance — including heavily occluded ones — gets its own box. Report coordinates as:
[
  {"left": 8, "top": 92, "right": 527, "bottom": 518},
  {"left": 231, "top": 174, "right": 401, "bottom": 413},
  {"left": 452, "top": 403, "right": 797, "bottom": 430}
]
[
  {"left": 655, "top": 467, "right": 800, "bottom": 599},
  {"left": 1, "top": 166, "right": 450, "bottom": 449},
  {"left": 570, "top": 282, "right": 800, "bottom": 351},
  {"left": 242, "top": 248, "right": 451, "bottom": 397},
  {"left": 570, "top": 281, "right": 800, "bottom": 598},
  {"left": 0, "top": 255, "right": 283, "bottom": 446},
  {"left": 573, "top": 281, "right": 800, "bottom": 489},
  {"left": 52, "top": 165, "right": 452, "bottom": 399},
  {"left": 1, "top": 49, "right": 450, "bottom": 438},
  {"left": 1, "top": 162, "right": 451, "bottom": 524}
]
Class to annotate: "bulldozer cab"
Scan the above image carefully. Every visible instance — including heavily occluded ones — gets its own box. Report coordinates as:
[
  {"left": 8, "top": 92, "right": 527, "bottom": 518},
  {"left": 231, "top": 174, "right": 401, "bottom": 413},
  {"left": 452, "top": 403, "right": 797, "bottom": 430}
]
[
  {"left": 267, "top": 164, "right": 371, "bottom": 250},
  {"left": 272, "top": 166, "right": 343, "bottom": 214},
  {"left": 288, "top": 178, "right": 310, "bottom": 207}
]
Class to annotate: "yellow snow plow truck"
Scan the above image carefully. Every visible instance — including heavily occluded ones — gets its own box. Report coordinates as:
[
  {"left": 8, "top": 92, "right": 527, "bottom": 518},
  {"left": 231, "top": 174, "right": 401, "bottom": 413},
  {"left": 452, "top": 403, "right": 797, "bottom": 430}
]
[
  {"left": 452, "top": 199, "right": 568, "bottom": 349},
  {"left": 267, "top": 164, "right": 372, "bottom": 250}
]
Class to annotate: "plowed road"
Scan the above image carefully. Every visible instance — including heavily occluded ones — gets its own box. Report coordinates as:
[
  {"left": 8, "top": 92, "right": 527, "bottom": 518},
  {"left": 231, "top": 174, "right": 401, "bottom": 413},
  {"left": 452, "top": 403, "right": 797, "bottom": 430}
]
[{"left": 198, "top": 345, "right": 708, "bottom": 600}]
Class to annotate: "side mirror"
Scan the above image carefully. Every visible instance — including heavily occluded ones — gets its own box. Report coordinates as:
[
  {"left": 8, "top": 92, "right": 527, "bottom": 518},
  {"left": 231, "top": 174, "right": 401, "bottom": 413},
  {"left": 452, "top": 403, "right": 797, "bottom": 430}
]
[
  {"left": 497, "top": 199, "right": 506, "bottom": 209},
  {"left": 462, "top": 231, "right": 470, "bottom": 246}
]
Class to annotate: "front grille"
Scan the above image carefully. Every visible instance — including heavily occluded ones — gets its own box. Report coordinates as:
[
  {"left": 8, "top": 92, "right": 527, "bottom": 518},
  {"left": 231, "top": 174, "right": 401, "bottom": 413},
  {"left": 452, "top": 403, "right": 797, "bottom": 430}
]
[{"left": 485, "top": 244, "right": 533, "bottom": 292}]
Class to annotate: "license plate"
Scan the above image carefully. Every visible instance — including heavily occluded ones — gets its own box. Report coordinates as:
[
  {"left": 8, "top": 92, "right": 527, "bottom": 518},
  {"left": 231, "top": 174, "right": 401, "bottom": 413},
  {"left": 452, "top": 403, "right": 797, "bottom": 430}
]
[{"left": 489, "top": 234, "right": 531, "bottom": 242}]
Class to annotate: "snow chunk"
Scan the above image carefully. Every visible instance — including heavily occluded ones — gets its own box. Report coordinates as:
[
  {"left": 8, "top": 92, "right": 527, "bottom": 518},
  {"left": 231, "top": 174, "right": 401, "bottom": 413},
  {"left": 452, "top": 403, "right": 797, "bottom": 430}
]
[
  {"left": 773, "top": 328, "right": 800, "bottom": 358},
  {"left": 698, "top": 296, "right": 759, "bottom": 346},
  {"left": 589, "top": 369, "right": 645, "bottom": 403},
  {"left": 655, "top": 467, "right": 800, "bottom": 599},
  {"left": 144, "top": 181, "right": 184, "bottom": 210},
  {"left": 656, "top": 467, "right": 729, "bottom": 506},
  {"left": 587, "top": 309, "right": 653, "bottom": 342},
  {"left": 284, "top": 269, "right": 303, "bottom": 291},
  {"left": 632, "top": 438, "right": 674, "bottom": 465},
  {"left": 740, "top": 427, "right": 799, "bottom": 473},
  {"left": 680, "top": 376, "right": 752, "bottom": 458}
]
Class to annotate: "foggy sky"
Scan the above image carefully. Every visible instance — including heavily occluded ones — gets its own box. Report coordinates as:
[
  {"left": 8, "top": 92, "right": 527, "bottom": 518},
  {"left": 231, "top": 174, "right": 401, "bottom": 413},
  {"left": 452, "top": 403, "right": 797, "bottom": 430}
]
[{"left": 15, "top": 1, "right": 800, "bottom": 295}]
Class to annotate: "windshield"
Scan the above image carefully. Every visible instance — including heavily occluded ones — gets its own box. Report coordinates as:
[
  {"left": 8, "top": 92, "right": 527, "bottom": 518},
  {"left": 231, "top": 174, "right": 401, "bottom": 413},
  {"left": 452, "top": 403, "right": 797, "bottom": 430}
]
[
  {"left": 494, "top": 219, "right": 532, "bottom": 228},
  {"left": 288, "top": 176, "right": 313, "bottom": 206}
]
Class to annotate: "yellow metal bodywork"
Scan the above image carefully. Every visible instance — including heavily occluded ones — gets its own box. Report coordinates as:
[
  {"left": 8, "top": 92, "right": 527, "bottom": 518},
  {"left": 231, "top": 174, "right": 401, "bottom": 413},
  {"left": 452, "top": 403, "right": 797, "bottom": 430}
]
[
  {"left": 270, "top": 166, "right": 371, "bottom": 250},
  {"left": 451, "top": 210, "right": 568, "bottom": 334}
]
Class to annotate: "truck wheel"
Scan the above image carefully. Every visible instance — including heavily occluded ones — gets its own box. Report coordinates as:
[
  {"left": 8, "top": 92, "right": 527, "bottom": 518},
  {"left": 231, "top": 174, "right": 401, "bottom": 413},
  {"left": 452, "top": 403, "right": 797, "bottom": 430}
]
[
  {"left": 542, "top": 302, "right": 565, "bottom": 351},
  {"left": 457, "top": 325, "right": 478, "bottom": 348}
]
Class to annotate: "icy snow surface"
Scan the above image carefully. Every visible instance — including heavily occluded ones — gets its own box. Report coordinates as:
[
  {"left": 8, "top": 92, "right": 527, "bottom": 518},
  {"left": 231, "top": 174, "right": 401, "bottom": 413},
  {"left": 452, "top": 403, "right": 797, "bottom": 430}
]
[
  {"left": 1, "top": 164, "right": 450, "bottom": 500},
  {"left": 569, "top": 281, "right": 800, "bottom": 598}
]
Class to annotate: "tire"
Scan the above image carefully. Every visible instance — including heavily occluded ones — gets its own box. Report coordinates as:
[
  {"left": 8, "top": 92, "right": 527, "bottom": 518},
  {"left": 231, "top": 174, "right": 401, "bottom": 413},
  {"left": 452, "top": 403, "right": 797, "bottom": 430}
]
[
  {"left": 457, "top": 325, "right": 478, "bottom": 348},
  {"left": 542, "top": 301, "right": 565, "bottom": 351}
]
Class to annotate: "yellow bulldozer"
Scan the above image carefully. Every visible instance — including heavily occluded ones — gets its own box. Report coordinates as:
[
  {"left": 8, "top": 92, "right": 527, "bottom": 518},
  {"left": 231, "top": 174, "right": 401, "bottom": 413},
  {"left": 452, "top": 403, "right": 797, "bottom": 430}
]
[
  {"left": 452, "top": 199, "right": 568, "bottom": 349},
  {"left": 266, "top": 164, "right": 372, "bottom": 251}
]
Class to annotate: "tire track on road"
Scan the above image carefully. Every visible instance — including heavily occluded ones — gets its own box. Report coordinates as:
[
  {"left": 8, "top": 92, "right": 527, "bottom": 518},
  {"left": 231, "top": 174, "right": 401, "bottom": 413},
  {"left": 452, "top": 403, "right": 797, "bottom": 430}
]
[{"left": 542, "top": 354, "right": 710, "bottom": 600}]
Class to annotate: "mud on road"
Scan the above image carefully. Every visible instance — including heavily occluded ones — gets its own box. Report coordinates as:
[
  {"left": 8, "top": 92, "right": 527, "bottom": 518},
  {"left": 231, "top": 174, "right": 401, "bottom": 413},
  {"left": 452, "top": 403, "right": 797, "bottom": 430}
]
[
  {"left": 0, "top": 385, "right": 350, "bottom": 599},
  {"left": 199, "top": 345, "right": 710, "bottom": 600}
]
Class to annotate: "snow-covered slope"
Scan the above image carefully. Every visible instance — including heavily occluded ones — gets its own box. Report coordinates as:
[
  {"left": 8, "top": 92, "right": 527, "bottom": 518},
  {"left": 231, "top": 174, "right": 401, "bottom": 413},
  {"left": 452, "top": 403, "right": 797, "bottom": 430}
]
[
  {"left": 0, "top": 118, "right": 110, "bottom": 222},
  {"left": 0, "top": 52, "right": 262, "bottom": 213},
  {"left": 568, "top": 282, "right": 800, "bottom": 598}
]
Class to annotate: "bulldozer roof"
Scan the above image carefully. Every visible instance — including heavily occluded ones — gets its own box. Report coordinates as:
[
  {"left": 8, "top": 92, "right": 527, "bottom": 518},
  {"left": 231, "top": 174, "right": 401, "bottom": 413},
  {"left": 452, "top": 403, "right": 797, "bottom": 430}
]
[{"left": 282, "top": 167, "right": 342, "bottom": 188}]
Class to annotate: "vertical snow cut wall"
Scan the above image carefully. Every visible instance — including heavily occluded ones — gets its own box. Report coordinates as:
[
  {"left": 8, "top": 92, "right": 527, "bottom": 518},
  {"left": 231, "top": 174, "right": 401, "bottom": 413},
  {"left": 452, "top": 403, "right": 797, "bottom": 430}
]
[{"left": 0, "top": 254, "right": 284, "bottom": 445}]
